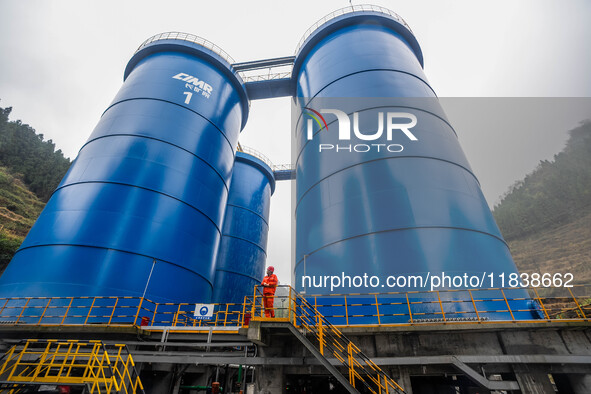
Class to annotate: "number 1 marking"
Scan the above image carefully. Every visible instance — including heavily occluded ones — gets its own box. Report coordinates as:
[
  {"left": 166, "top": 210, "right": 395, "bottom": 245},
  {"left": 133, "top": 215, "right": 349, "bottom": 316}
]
[{"left": 183, "top": 91, "right": 193, "bottom": 104}]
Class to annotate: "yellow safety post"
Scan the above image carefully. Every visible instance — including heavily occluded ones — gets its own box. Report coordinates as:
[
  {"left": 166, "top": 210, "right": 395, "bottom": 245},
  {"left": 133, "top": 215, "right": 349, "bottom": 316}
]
[
  {"left": 37, "top": 298, "right": 52, "bottom": 325},
  {"left": 60, "top": 297, "right": 74, "bottom": 325},
  {"left": 436, "top": 291, "right": 446, "bottom": 322},
  {"left": 251, "top": 285, "right": 258, "bottom": 319},
  {"left": 532, "top": 287, "right": 550, "bottom": 320},
  {"left": 500, "top": 289, "right": 515, "bottom": 321},
  {"left": 0, "top": 298, "right": 9, "bottom": 316},
  {"left": 567, "top": 287, "right": 587, "bottom": 319},
  {"left": 374, "top": 294, "right": 381, "bottom": 325},
  {"left": 15, "top": 298, "right": 31, "bottom": 324},
  {"left": 318, "top": 317, "right": 324, "bottom": 356},
  {"left": 84, "top": 298, "right": 97, "bottom": 325},
  {"left": 405, "top": 293, "right": 413, "bottom": 323},
  {"left": 108, "top": 297, "right": 119, "bottom": 325},
  {"left": 134, "top": 297, "right": 145, "bottom": 326},
  {"left": 344, "top": 295, "right": 349, "bottom": 326},
  {"left": 468, "top": 290, "right": 481, "bottom": 322},
  {"left": 223, "top": 304, "right": 230, "bottom": 326}
]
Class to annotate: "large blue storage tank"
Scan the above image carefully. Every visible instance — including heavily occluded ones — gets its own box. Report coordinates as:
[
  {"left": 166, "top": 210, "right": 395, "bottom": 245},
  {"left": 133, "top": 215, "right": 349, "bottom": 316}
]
[
  {"left": 293, "top": 7, "right": 529, "bottom": 319},
  {"left": 212, "top": 151, "right": 275, "bottom": 305},
  {"left": 0, "top": 33, "right": 249, "bottom": 303}
]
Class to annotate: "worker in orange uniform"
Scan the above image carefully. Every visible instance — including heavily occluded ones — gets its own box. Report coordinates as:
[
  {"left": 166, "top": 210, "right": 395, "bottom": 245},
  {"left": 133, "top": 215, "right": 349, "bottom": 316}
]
[{"left": 261, "top": 266, "right": 278, "bottom": 318}]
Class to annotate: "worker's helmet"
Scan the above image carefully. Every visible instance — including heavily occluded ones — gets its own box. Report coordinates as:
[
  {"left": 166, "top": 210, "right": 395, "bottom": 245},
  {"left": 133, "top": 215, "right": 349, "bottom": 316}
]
[{"left": 267, "top": 266, "right": 275, "bottom": 273}]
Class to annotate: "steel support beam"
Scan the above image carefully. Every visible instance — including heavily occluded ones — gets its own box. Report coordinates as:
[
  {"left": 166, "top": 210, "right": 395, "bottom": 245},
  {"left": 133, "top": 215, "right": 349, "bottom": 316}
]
[
  {"left": 244, "top": 79, "right": 292, "bottom": 100},
  {"left": 232, "top": 56, "right": 295, "bottom": 71}
]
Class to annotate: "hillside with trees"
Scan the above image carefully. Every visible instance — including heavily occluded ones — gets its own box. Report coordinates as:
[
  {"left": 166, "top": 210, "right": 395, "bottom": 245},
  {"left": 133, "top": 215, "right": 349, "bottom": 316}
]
[
  {"left": 0, "top": 167, "right": 45, "bottom": 271},
  {"left": 0, "top": 106, "right": 71, "bottom": 202},
  {"left": 493, "top": 121, "right": 591, "bottom": 284},
  {"left": 0, "top": 104, "right": 71, "bottom": 271}
]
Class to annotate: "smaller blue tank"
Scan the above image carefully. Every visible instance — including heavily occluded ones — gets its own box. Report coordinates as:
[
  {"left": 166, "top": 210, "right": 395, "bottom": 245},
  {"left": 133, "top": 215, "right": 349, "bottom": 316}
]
[{"left": 212, "top": 151, "right": 275, "bottom": 304}]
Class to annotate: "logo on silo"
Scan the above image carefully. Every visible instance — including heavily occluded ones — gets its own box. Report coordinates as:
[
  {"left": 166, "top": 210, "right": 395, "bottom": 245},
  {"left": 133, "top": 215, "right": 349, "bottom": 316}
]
[
  {"left": 303, "top": 108, "right": 418, "bottom": 153},
  {"left": 303, "top": 107, "right": 329, "bottom": 138},
  {"left": 172, "top": 72, "right": 213, "bottom": 100}
]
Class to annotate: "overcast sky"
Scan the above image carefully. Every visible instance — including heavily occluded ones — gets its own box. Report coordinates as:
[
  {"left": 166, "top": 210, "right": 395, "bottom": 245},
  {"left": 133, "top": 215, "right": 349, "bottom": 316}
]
[{"left": 1, "top": 0, "right": 590, "bottom": 285}]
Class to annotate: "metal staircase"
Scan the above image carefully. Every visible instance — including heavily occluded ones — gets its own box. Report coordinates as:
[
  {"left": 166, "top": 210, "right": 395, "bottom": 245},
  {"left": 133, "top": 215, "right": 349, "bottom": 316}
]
[
  {"left": 0, "top": 339, "right": 144, "bottom": 393},
  {"left": 250, "top": 286, "right": 406, "bottom": 393}
]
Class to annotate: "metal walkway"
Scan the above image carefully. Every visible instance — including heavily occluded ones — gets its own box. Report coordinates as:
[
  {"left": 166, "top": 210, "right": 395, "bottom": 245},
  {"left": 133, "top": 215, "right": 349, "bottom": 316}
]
[{"left": 233, "top": 56, "right": 294, "bottom": 100}]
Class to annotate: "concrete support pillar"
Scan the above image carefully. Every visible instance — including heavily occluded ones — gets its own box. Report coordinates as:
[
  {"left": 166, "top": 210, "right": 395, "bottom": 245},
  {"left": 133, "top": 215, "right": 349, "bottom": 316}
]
[
  {"left": 513, "top": 365, "right": 554, "bottom": 394},
  {"left": 392, "top": 366, "right": 413, "bottom": 394},
  {"left": 256, "top": 365, "right": 284, "bottom": 394}
]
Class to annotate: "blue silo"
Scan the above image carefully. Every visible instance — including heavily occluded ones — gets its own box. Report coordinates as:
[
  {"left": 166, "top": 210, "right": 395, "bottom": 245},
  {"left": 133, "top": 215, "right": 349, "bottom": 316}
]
[
  {"left": 212, "top": 151, "right": 275, "bottom": 305},
  {"left": 0, "top": 33, "right": 249, "bottom": 303},
  {"left": 293, "top": 8, "right": 530, "bottom": 320}
]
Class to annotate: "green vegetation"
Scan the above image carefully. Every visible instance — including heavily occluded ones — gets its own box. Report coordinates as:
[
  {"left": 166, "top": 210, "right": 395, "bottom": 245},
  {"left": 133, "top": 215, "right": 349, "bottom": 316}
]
[
  {"left": 493, "top": 121, "right": 591, "bottom": 241},
  {"left": 0, "top": 105, "right": 71, "bottom": 202},
  {"left": 0, "top": 166, "right": 45, "bottom": 272},
  {"left": 0, "top": 103, "right": 71, "bottom": 271}
]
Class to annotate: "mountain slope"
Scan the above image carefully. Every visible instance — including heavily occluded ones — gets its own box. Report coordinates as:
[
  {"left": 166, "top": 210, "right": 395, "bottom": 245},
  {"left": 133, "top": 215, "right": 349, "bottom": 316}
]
[
  {"left": 507, "top": 211, "right": 591, "bottom": 285},
  {"left": 0, "top": 167, "right": 45, "bottom": 272},
  {"left": 493, "top": 120, "right": 591, "bottom": 285},
  {"left": 493, "top": 121, "right": 591, "bottom": 241}
]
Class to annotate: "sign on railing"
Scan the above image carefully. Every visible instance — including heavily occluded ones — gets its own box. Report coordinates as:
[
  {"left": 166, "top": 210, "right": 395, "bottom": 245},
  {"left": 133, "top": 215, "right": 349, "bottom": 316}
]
[{"left": 194, "top": 303, "right": 215, "bottom": 320}]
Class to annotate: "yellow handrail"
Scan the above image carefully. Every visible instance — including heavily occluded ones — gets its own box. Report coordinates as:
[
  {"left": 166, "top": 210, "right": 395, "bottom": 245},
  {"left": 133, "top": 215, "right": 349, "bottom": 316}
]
[
  {"left": 248, "top": 285, "right": 406, "bottom": 393},
  {"left": 0, "top": 339, "right": 144, "bottom": 393},
  {"left": 0, "top": 285, "right": 588, "bottom": 330}
]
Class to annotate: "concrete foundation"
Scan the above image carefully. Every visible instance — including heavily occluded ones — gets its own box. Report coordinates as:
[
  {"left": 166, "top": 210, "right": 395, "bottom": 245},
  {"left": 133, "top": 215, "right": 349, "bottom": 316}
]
[
  {"left": 2, "top": 321, "right": 591, "bottom": 393},
  {"left": 243, "top": 321, "right": 591, "bottom": 393},
  {"left": 256, "top": 366, "right": 285, "bottom": 394}
]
